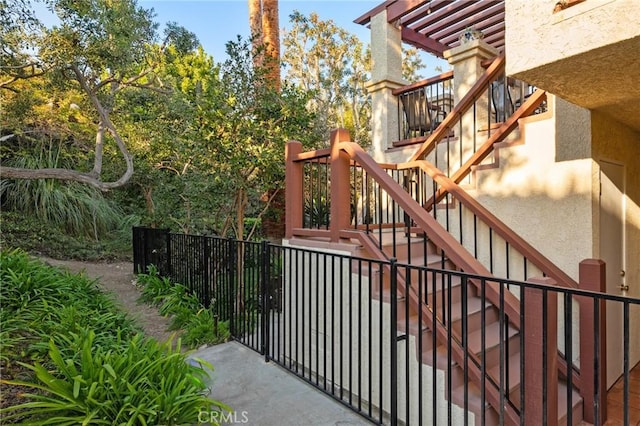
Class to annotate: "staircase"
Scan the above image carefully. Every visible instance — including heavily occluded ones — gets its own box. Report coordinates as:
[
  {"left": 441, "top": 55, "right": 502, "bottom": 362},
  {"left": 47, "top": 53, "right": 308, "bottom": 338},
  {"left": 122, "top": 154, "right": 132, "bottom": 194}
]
[
  {"left": 286, "top": 55, "right": 588, "bottom": 425},
  {"left": 355, "top": 226, "right": 583, "bottom": 425}
]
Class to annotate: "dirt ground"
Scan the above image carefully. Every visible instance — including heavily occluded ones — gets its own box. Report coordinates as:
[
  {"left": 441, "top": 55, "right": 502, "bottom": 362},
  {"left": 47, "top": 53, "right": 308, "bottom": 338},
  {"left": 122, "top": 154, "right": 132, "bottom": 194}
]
[{"left": 40, "top": 257, "right": 174, "bottom": 344}]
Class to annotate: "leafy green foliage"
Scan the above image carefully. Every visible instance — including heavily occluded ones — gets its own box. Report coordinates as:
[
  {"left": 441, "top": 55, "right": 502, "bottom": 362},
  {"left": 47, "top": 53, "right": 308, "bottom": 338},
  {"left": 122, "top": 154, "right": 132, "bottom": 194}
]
[
  {"left": 1, "top": 145, "right": 131, "bottom": 238},
  {"left": 3, "top": 1, "right": 398, "bottom": 250},
  {"left": 0, "top": 211, "right": 135, "bottom": 260},
  {"left": 0, "top": 249, "right": 229, "bottom": 424},
  {"left": 282, "top": 11, "right": 372, "bottom": 146},
  {"left": 2, "top": 332, "right": 229, "bottom": 425},
  {"left": 181, "top": 309, "right": 231, "bottom": 349},
  {"left": 135, "top": 266, "right": 231, "bottom": 347},
  {"left": 137, "top": 264, "right": 172, "bottom": 304}
]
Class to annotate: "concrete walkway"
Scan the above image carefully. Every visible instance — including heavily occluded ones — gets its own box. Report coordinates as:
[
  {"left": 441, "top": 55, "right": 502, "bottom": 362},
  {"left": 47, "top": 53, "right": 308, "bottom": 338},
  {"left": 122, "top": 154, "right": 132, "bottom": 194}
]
[{"left": 191, "top": 341, "right": 372, "bottom": 426}]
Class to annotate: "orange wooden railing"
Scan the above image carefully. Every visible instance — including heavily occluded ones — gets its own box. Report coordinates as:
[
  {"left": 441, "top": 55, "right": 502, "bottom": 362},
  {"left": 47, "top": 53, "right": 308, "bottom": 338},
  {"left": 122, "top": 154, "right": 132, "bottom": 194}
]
[{"left": 285, "top": 51, "right": 604, "bottom": 422}]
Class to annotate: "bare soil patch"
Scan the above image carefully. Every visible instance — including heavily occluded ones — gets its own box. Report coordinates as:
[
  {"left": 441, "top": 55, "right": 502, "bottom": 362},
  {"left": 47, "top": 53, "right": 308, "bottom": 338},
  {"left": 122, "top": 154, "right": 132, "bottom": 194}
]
[{"left": 40, "top": 257, "right": 174, "bottom": 344}]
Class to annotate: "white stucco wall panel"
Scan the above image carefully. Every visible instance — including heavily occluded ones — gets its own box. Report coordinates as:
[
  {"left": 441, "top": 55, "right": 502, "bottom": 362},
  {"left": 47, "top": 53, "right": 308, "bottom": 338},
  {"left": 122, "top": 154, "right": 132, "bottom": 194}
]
[
  {"left": 472, "top": 111, "right": 594, "bottom": 283},
  {"left": 505, "top": 0, "right": 640, "bottom": 130},
  {"left": 506, "top": 0, "right": 640, "bottom": 77}
]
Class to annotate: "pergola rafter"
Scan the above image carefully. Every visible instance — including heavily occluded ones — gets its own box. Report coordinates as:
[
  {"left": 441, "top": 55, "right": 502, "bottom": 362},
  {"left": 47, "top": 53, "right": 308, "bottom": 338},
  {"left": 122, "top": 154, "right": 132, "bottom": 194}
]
[{"left": 355, "top": 0, "right": 506, "bottom": 57}]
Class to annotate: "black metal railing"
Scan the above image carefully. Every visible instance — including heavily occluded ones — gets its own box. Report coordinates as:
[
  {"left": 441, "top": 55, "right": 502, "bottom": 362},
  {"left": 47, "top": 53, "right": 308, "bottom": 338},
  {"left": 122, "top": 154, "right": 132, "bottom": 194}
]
[
  {"left": 394, "top": 70, "right": 547, "bottom": 148},
  {"left": 133, "top": 226, "right": 637, "bottom": 425},
  {"left": 395, "top": 72, "right": 454, "bottom": 142},
  {"left": 303, "top": 155, "right": 331, "bottom": 229}
]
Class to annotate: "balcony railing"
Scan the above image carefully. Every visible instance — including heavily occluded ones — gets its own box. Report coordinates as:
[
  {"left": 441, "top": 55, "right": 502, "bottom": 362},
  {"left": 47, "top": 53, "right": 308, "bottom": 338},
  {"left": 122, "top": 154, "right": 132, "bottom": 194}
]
[
  {"left": 393, "top": 67, "right": 547, "bottom": 149},
  {"left": 393, "top": 71, "right": 454, "bottom": 143}
]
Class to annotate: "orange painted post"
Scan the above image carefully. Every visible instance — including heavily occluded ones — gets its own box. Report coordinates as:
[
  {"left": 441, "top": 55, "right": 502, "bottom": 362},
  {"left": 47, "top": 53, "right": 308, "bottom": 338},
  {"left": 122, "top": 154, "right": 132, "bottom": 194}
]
[
  {"left": 285, "top": 141, "right": 303, "bottom": 239},
  {"left": 329, "top": 128, "right": 352, "bottom": 242},
  {"left": 578, "top": 259, "right": 607, "bottom": 424},
  {"left": 524, "top": 278, "right": 558, "bottom": 426}
]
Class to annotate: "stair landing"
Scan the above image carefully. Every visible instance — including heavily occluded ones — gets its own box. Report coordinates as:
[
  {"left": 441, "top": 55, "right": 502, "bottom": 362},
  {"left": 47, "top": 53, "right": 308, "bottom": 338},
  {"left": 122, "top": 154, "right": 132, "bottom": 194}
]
[{"left": 604, "top": 361, "right": 640, "bottom": 425}]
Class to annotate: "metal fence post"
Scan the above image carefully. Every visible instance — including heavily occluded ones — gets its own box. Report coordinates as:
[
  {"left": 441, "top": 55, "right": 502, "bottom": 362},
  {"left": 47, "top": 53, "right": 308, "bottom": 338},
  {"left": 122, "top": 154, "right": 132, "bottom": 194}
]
[
  {"left": 142, "top": 227, "right": 149, "bottom": 273},
  {"left": 389, "top": 258, "right": 398, "bottom": 426},
  {"left": 261, "top": 240, "right": 270, "bottom": 361},
  {"left": 132, "top": 227, "right": 140, "bottom": 274},
  {"left": 165, "top": 230, "right": 172, "bottom": 278},
  {"left": 202, "top": 237, "right": 211, "bottom": 308},
  {"left": 229, "top": 237, "right": 237, "bottom": 337}
]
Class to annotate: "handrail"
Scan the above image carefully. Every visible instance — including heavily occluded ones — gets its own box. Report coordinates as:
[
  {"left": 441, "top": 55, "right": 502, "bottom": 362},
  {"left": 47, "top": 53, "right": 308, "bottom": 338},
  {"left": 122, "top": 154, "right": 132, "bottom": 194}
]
[
  {"left": 432, "top": 88, "right": 547, "bottom": 193},
  {"left": 413, "top": 158, "right": 579, "bottom": 290},
  {"left": 292, "top": 148, "right": 330, "bottom": 162},
  {"left": 410, "top": 54, "right": 506, "bottom": 162},
  {"left": 338, "top": 141, "right": 521, "bottom": 327},
  {"left": 392, "top": 70, "right": 454, "bottom": 96},
  {"left": 348, "top": 215, "right": 521, "bottom": 425}
]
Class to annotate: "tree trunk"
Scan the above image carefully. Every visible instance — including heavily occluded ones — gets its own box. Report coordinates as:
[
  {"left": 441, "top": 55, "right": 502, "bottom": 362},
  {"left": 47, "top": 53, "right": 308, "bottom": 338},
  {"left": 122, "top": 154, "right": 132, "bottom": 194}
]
[
  {"left": 91, "top": 121, "right": 105, "bottom": 177},
  {"left": 261, "top": 0, "right": 280, "bottom": 92},
  {"left": 248, "top": 0, "right": 263, "bottom": 67},
  {"left": 1, "top": 65, "right": 136, "bottom": 191},
  {"left": 236, "top": 188, "right": 247, "bottom": 241}
]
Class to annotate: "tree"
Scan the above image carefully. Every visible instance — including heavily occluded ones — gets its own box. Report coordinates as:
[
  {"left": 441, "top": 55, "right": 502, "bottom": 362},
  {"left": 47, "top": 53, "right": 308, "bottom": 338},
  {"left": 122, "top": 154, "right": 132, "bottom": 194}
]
[
  {"left": 206, "top": 37, "right": 315, "bottom": 240},
  {"left": 114, "top": 35, "right": 317, "bottom": 240},
  {"left": 281, "top": 11, "right": 427, "bottom": 147},
  {"left": 0, "top": 0, "right": 194, "bottom": 191},
  {"left": 282, "top": 11, "right": 371, "bottom": 145}
]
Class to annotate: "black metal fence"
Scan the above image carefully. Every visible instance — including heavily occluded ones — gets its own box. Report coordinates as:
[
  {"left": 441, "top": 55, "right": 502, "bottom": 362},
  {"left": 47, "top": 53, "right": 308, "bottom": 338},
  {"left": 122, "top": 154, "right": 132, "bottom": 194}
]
[{"left": 132, "top": 227, "right": 638, "bottom": 425}]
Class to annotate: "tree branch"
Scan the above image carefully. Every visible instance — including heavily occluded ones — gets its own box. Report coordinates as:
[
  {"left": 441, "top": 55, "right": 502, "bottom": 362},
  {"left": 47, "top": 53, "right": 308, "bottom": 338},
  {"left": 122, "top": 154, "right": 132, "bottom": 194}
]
[
  {"left": 1, "top": 166, "right": 118, "bottom": 191},
  {"left": 246, "top": 187, "right": 280, "bottom": 241},
  {"left": 71, "top": 64, "right": 134, "bottom": 189}
]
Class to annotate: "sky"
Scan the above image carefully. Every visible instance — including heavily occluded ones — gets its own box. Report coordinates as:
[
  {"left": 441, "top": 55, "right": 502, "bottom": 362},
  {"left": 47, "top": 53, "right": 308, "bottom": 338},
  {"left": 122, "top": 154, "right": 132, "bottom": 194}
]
[
  {"left": 140, "top": 1, "right": 377, "bottom": 61},
  {"left": 138, "top": 0, "right": 448, "bottom": 73},
  {"left": 32, "top": 0, "right": 448, "bottom": 75}
]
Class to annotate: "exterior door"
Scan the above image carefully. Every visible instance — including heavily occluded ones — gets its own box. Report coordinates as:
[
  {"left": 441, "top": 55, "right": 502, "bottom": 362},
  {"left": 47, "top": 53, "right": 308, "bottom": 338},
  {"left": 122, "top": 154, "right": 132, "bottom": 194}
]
[{"left": 599, "top": 160, "right": 626, "bottom": 389}]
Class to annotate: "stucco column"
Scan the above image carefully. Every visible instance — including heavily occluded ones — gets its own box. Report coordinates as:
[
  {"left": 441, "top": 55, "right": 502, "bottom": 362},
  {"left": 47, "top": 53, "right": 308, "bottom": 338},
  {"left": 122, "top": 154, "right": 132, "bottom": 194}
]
[
  {"left": 444, "top": 39, "right": 498, "bottom": 106},
  {"left": 365, "top": 10, "right": 405, "bottom": 162},
  {"left": 443, "top": 39, "right": 499, "bottom": 168}
]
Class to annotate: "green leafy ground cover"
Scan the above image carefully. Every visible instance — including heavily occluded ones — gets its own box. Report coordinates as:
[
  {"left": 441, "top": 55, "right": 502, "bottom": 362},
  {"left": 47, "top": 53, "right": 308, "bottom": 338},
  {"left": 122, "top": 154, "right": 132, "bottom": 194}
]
[
  {"left": 0, "top": 249, "right": 229, "bottom": 424},
  {"left": 136, "top": 266, "right": 231, "bottom": 348}
]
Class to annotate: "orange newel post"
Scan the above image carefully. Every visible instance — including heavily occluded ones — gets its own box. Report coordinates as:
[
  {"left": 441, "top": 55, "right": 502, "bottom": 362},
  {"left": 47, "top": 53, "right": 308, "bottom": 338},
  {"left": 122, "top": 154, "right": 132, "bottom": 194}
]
[
  {"left": 578, "top": 259, "right": 607, "bottom": 424},
  {"left": 524, "top": 278, "right": 558, "bottom": 426},
  {"left": 285, "top": 141, "right": 303, "bottom": 239},
  {"left": 329, "top": 128, "right": 352, "bottom": 242}
]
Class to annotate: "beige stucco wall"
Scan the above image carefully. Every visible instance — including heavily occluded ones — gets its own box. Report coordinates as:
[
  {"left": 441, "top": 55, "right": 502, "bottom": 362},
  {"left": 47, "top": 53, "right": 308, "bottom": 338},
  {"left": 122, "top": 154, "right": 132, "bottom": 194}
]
[
  {"left": 506, "top": 0, "right": 640, "bottom": 77},
  {"left": 472, "top": 98, "right": 595, "bottom": 281},
  {"left": 505, "top": 0, "right": 640, "bottom": 130},
  {"left": 555, "top": 97, "right": 592, "bottom": 162}
]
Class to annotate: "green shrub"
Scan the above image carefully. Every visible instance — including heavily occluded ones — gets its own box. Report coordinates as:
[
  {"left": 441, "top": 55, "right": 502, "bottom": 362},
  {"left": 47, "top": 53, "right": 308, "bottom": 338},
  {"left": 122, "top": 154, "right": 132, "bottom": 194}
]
[
  {"left": 0, "top": 148, "right": 125, "bottom": 239},
  {"left": 182, "top": 309, "right": 230, "bottom": 348},
  {"left": 1, "top": 330, "right": 229, "bottom": 425},
  {"left": 136, "top": 265, "right": 231, "bottom": 348},
  {"left": 0, "top": 211, "right": 134, "bottom": 260},
  {"left": 136, "top": 265, "right": 172, "bottom": 305},
  {"left": 158, "top": 284, "right": 201, "bottom": 317},
  {"left": 0, "top": 249, "right": 230, "bottom": 425}
]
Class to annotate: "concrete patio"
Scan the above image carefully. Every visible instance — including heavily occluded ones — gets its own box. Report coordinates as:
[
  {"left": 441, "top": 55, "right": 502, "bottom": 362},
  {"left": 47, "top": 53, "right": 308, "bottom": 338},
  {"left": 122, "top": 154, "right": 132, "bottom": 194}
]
[{"left": 191, "top": 341, "right": 372, "bottom": 426}]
